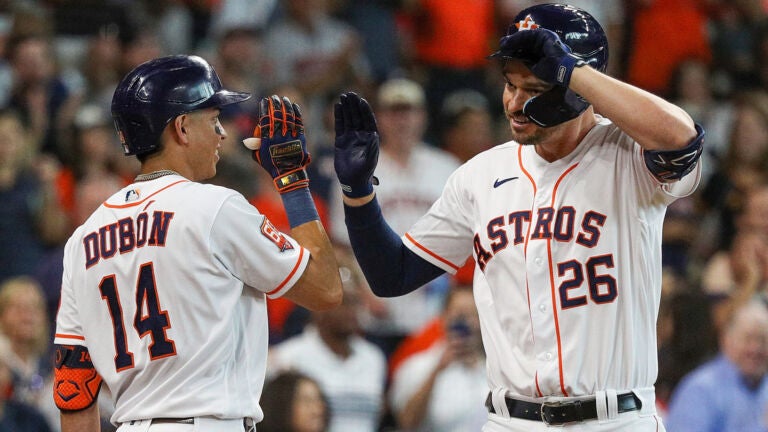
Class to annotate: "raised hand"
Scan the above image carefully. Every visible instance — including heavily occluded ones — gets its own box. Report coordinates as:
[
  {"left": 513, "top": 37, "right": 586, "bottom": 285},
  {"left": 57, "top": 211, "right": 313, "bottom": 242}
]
[
  {"left": 249, "top": 95, "right": 311, "bottom": 193},
  {"left": 496, "top": 28, "right": 585, "bottom": 87},
  {"left": 333, "top": 92, "right": 379, "bottom": 198}
]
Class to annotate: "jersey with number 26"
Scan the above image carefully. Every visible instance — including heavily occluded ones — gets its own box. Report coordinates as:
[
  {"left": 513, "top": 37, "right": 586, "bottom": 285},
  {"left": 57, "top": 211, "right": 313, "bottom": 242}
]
[
  {"left": 54, "top": 174, "right": 309, "bottom": 424},
  {"left": 403, "top": 117, "right": 701, "bottom": 398}
]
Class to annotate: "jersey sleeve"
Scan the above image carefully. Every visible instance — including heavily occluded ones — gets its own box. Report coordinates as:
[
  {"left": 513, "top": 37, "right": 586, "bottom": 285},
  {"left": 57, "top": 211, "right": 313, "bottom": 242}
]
[
  {"left": 210, "top": 194, "right": 310, "bottom": 299},
  {"left": 54, "top": 234, "right": 86, "bottom": 347},
  {"left": 403, "top": 167, "right": 475, "bottom": 274}
]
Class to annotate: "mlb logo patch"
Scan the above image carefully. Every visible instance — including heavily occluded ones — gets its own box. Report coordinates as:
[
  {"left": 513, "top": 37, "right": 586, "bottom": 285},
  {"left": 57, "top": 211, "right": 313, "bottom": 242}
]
[{"left": 125, "top": 189, "right": 140, "bottom": 202}]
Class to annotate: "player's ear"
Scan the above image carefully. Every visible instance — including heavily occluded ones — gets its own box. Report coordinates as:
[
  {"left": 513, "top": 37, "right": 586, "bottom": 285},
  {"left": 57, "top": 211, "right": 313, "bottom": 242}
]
[{"left": 172, "top": 115, "right": 190, "bottom": 144}]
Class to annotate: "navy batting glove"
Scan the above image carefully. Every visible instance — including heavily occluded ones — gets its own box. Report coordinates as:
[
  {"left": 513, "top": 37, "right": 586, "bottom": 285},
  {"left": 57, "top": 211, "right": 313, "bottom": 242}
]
[
  {"left": 334, "top": 92, "right": 380, "bottom": 198},
  {"left": 253, "top": 95, "right": 311, "bottom": 193},
  {"left": 497, "top": 29, "right": 585, "bottom": 87}
]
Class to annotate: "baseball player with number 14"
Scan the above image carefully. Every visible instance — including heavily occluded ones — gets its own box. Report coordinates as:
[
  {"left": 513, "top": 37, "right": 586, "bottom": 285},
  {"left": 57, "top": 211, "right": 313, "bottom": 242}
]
[
  {"left": 53, "top": 55, "right": 342, "bottom": 432},
  {"left": 334, "top": 3, "right": 704, "bottom": 431}
]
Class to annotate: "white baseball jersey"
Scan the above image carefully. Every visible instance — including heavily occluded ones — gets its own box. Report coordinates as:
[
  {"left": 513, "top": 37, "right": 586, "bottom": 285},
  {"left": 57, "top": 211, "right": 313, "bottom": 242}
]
[
  {"left": 403, "top": 117, "right": 701, "bottom": 398},
  {"left": 55, "top": 174, "right": 309, "bottom": 424}
]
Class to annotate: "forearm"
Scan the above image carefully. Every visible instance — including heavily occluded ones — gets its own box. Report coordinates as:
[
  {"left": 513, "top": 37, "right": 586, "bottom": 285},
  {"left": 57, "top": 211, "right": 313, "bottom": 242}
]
[
  {"left": 343, "top": 195, "right": 444, "bottom": 297},
  {"left": 282, "top": 190, "right": 343, "bottom": 311},
  {"left": 570, "top": 66, "right": 697, "bottom": 150},
  {"left": 61, "top": 403, "right": 100, "bottom": 432},
  {"left": 397, "top": 368, "right": 441, "bottom": 429}
]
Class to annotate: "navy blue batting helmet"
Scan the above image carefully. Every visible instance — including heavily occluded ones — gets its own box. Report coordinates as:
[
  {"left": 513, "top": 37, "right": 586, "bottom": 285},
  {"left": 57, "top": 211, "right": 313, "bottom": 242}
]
[
  {"left": 111, "top": 55, "right": 251, "bottom": 156},
  {"left": 494, "top": 3, "right": 608, "bottom": 72},
  {"left": 489, "top": 4, "right": 608, "bottom": 127}
]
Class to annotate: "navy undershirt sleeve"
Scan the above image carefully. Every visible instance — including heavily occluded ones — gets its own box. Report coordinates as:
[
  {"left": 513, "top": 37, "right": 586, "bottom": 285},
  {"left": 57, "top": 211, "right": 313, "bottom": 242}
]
[{"left": 343, "top": 196, "right": 445, "bottom": 297}]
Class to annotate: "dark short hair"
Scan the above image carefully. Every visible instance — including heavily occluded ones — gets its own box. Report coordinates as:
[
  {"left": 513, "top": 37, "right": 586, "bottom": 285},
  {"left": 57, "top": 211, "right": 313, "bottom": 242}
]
[{"left": 259, "top": 371, "right": 330, "bottom": 432}]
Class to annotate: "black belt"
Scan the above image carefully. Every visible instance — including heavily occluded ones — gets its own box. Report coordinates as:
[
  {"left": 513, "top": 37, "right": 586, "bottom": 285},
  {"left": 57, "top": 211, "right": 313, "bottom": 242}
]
[
  {"left": 151, "top": 418, "right": 194, "bottom": 424},
  {"left": 149, "top": 417, "right": 255, "bottom": 430},
  {"left": 485, "top": 392, "right": 642, "bottom": 425}
]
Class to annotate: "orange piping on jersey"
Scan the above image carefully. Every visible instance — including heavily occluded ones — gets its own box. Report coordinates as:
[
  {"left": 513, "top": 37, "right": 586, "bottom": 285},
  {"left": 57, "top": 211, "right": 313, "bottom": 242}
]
[
  {"left": 547, "top": 162, "right": 579, "bottom": 397},
  {"left": 104, "top": 180, "right": 189, "bottom": 209},
  {"left": 267, "top": 247, "right": 306, "bottom": 296},
  {"left": 142, "top": 200, "right": 156, "bottom": 212},
  {"left": 404, "top": 233, "right": 460, "bottom": 271},
  {"left": 518, "top": 146, "right": 538, "bottom": 371},
  {"left": 535, "top": 372, "right": 543, "bottom": 397},
  {"left": 55, "top": 333, "right": 85, "bottom": 341}
]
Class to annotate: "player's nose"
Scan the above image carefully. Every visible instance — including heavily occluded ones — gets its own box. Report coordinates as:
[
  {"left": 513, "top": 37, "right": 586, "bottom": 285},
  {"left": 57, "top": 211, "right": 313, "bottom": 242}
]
[{"left": 506, "top": 90, "right": 531, "bottom": 113}]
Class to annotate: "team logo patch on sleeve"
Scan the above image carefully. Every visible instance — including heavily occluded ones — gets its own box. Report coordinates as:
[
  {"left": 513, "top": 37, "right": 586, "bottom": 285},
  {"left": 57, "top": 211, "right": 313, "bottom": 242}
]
[{"left": 260, "top": 218, "right": 295, "bottom": 252}]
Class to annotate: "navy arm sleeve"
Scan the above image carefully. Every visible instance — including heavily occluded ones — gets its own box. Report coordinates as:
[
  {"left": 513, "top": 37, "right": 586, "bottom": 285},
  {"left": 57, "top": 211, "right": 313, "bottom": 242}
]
[{"left": 343, "top": 196, "right": 445, "bottom": 297}]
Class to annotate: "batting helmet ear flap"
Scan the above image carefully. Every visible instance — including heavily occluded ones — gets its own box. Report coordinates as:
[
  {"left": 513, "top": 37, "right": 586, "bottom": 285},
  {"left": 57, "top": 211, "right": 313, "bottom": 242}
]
[{"left": 523, "top": 86, "right": 590, "bottom": 128}]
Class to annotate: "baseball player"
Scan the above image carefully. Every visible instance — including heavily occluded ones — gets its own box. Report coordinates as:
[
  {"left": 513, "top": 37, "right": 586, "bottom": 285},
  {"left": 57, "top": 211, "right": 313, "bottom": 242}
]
[
  {"left": 53, "top": 55, "right": 342, "bottom": 432},
  {"left": 333, "top": 4, "right": 704, "bottom": 431}
]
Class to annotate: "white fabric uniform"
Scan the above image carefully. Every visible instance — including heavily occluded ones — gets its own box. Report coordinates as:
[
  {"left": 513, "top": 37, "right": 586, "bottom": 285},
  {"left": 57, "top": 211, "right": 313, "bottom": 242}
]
[
  {"left": 268, "top": 326, "right": 387, "bottom": 432},
  {"left": 389, "top": 342, "right": 489, "bottom": 432},
  {"left": 402, "top": 118, "right": 700, "bottom": 427},
  {"left": 331, "top": 144, "right": 461, "bottom": 334},
  {"left": 54, "top": 174, "right": 309, "bottom": 426}
]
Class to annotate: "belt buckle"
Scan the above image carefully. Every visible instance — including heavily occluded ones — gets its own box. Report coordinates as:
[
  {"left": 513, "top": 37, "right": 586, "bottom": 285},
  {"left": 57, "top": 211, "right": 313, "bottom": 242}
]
[{"left": 540, "top": 399, "right": 581, "bottom": 425}]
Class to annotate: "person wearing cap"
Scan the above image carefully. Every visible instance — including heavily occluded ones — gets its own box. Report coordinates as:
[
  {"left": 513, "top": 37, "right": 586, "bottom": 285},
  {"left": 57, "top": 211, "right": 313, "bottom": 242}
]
[
  {"left": 53, "top": 55, "right": 342, "bottom": 432},
  {"left": 330, "top": 77, "right": 461, "bottom": 358}
]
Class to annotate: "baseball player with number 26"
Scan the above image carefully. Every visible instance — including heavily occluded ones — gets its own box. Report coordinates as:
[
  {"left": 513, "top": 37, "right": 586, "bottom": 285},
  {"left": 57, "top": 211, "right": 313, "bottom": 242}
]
[
  {"left": 52, "top": 55, "right": 342, "bottom": 432},
  {"left": 334, "top": 4, "right": 704, "bottom": 431}
]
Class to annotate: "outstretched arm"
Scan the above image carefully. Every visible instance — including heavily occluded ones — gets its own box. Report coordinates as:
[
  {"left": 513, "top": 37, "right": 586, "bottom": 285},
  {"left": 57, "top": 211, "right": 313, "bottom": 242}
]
[
  {"left": 344, "top": 196, "right": 444, "bottom": 297},
  {"left": 335, "top": 93, "right": 445, "bottom": 296}
]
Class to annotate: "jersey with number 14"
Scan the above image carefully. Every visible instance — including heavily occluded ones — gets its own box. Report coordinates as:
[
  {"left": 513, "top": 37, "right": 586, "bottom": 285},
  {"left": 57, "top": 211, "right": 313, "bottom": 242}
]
[
  {"left": 54, "top": 174, "right": 309, "bottom": 424},
  {"left": 403, "top": 117, "right": 700, "bottom": 398}
]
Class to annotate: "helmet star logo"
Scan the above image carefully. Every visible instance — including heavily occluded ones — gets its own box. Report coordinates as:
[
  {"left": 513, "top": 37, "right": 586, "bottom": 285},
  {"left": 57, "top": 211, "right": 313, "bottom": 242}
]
[{"left": 516, "top": 15, "right": 539, "bottom": 30}]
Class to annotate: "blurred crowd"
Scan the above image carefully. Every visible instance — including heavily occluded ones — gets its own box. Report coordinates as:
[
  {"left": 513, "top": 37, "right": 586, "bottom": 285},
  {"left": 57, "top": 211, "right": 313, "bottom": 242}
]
[{"left": 0, "top": 0, "right": 767, "bottom": 431}]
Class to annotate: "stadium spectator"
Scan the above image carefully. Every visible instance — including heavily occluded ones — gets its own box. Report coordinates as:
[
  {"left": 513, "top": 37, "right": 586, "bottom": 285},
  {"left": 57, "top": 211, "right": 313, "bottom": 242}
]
[
  {"left": 269, "top": 251, "right": 387, "bottom": 432},
  {"left": 397, "top": 0, "right": 496, "bottom": 142},
  {"left": 262, "top": 0, "right": 371, "bottom": 135},
  {"left": 625, "top": 0, "right": 712, "bottom": 97},
  {"left": 701, "top": 183, "right": 768, "bottom": 330},
  {"left": 665, "top": 300, "right": 768, "bottom": 431},
  {"left": 699, "top": 90, "right": 768, "bottom": 256},
  {"left": 6, "top": 31, "right": 80, "bottom": 161},
  {"left": 0, "top": 342, "right": 52, "bottom": 432},
  {"left": 438, "top": 89, "right": 495, "bottom": 163},
  {"left": 259, "top": 370, "right": 330, "bottom": 432},
  {"left": 0, "top": 108, "right": 68, "bottom": 284},
  {"left": 0, "top": 277, "right": 53, "bottom": 415},
  {"left": 389, "top": 284, "right": 488, "bottom": 432}
]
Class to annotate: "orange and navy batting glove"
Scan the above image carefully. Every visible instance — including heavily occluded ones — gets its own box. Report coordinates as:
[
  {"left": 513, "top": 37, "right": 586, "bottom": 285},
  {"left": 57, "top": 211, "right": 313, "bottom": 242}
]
[{"left": 252, "top": 95, "right": 311, "bottom": 193}]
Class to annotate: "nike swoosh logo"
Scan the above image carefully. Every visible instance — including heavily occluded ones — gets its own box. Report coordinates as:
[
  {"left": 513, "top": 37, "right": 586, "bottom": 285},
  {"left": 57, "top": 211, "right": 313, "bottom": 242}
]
[{"left": 493, "top": 177, "right": 519, "bottom": 188}]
